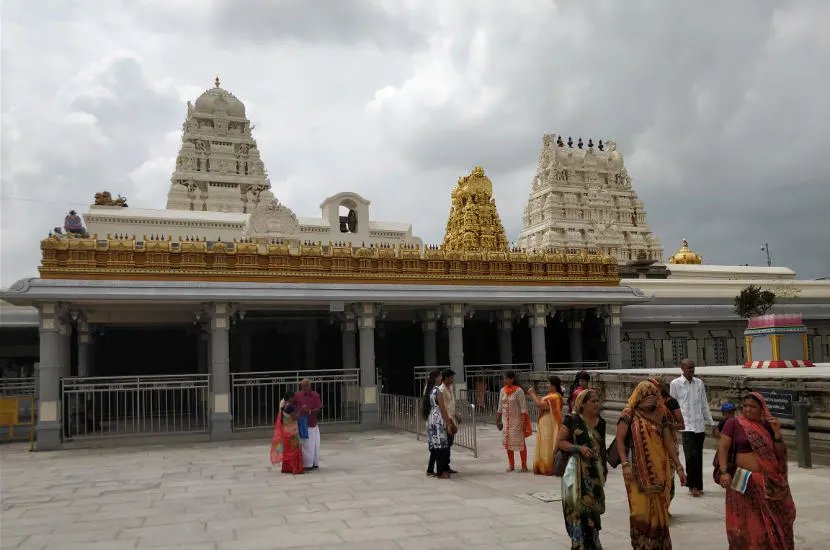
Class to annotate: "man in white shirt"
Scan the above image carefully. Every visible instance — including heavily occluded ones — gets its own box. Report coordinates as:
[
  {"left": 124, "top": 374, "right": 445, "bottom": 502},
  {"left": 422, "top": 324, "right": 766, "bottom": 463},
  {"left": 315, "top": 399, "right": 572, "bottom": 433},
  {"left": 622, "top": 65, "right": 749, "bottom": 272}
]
[
  {"left": 669, "top": 359, "right": 714, "bottom": 497},
  {"left": 438, "top": 368, "right": 459, "bottom": 474}
]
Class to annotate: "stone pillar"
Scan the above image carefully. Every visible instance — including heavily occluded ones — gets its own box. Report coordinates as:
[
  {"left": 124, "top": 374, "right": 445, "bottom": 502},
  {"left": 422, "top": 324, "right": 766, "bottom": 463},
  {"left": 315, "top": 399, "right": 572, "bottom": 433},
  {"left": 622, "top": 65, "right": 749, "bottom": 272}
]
[
  {"left": 58, "top": 320, "right": 72, "bottom": 378},
  {"left": 35, "top": 304, "right": 62, "bottom": 451},
  {"left": 341, "top": 311, "right": 357, "bottom": 370},
  {"left": 606, "top": 305, "right": 622, "bottom": 369},
  {"left": 445, "top": 304, "right": 467, "bottom": 391},
  {"left": 704, "top": 337, "right": 716, "bottom": 366},
  {"left": 356, "top": 303, "right": 379, "bottom": 425},
  {"left": 727, "top": 337, "right": 738, "bottom": 365},
  {"left": 420, "top": 310, "right": 438, "bottom": 367},
  {"left": 568, "top": 310, "right": 584, "bottom": 367},
  {"left": 77, "top": 319, "right": 90, "bottom": 378},
  {"left": 497, "top": 310, "right": 514, "bottom": 366},
  {"left": 687, "top": 339, "right": 698, "bottom": 364},
  {"left": 209, "top": 303, "right": 232, "bottom": 439},
  {"left": 527, "top": 304, "right": 550, "bottom": 372},
  {"left": 644, "top": 338, "right": 657, "bottom": 369}
]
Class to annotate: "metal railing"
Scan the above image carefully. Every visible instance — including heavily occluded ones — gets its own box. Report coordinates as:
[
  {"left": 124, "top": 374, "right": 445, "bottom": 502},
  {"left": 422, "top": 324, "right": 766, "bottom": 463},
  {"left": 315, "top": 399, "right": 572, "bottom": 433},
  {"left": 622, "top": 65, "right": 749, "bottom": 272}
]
[
  {"left": 230, "top": 369, "right": 360, "bottom": 430},
  {"left": 459, "top": 388, "right": 542, "bottom": 432},
  {"left": 60, "top": 374, "right": 210, "bottom": 440},
  {"left": 0, "top": 377, "right": 36, "bottom": 397},
  {"left": 546, "top": 361, "right": 609, "bottom": 371},
  {"left": 413, "top": 363, "right": 533, "bottom": 396},
  {"left": 377, "top": 392, "right": 477, "bottom": 457}
]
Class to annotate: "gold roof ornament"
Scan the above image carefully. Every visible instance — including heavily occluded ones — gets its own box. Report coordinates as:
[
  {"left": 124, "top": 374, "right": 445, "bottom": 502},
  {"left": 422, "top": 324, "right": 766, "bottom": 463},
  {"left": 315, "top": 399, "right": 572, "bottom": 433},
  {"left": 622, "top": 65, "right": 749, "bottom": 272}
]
[
  {"left": 215, "top": 75, "right": 220, "bottom": 88},
  {"left": 441, "top": 166, "right": 510, "bottom": 254},
  {"left": 669, "top": 239, "right": 702, "bottom": 264}
]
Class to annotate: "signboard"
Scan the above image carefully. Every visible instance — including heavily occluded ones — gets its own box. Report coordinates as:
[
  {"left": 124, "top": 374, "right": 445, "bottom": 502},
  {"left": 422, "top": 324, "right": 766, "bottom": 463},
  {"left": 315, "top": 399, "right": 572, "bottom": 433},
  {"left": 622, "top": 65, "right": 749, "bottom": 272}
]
[{"left": 753, "top": 388, "right": 796, "bottom": 419}]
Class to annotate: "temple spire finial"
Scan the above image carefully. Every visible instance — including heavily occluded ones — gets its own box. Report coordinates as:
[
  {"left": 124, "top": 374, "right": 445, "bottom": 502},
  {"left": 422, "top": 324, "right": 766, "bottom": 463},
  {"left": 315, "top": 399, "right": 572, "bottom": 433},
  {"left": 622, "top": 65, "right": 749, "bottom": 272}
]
[{"left": 215, "top": 75, "right": 220, "bottom": 88}]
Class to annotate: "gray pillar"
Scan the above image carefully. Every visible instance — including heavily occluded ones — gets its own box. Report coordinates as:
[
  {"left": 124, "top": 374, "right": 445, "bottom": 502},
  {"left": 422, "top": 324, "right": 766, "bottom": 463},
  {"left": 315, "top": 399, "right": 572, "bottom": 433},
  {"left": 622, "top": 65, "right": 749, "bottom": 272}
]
[
  {"left": 59, "top": 321, "right": 72, "bottom": 378},
  {"left": 687, "top": 339, "right": 698, "bottom": 364},
  {"left": 568, "top": 311, "right": 583, "bottom": 366},
  {"left": 446, "top": 304, "right": 466, "bottom": 390},
  {"left": 356, "top": 303, "right": 378, "bottom": 426},
  {"left": 341, "top": 314, "right": 357, "bottom": 371},
  {"left": 606, "top": 305, "right": 622, "bottom": 369},
  {"left": 209, "top": 303, "right": 232, "bottom": 439},
  {"left": 497, "top": 310, "right": 513, "bottom": 366},
  {"left": 305, "top": 320, "right": 318, "bottom": 370},
  {"left": 77, "top": 320, "right": 90, "bottom": 378},
  {"left": 727, "top": 337, "right": 738, "bottom": 365},
  {"left": 528, "top": 304, "right": 549, "bottom": 372},
  {"left": 704, "top": 337, "right": 716, "bottom": 366},
  {"left": 644, "top": 338, "right": 656, "bottom": 369},
  {"left": 35, "top": 304, "right": 62, "bottom": 451},
  {"left": 421, "top": 311, "right": 438, "bottom": 367}
]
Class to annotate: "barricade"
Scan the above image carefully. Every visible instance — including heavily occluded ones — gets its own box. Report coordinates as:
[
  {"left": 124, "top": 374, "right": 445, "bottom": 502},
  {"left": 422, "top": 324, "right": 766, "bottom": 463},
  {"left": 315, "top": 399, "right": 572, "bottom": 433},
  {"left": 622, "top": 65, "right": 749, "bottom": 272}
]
[
  {"left": 60, "top": 374, "right": 210, "bottom": 439},
  {"left": 377, "top": 392, "right": 477, "bottom": 457},
  {"left": 0, "top": 395, "right": 35, "bottom": 449},
  {"left": 230, "top": 369, "right": 360, "bottom": 431}
]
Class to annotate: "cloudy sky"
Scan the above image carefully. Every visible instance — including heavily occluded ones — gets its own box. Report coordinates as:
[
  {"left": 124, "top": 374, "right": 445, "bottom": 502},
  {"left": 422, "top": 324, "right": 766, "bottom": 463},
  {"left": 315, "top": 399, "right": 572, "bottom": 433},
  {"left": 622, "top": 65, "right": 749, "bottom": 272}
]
[{"left": 2, "top": 0, "right": 829, "bottom": 286}]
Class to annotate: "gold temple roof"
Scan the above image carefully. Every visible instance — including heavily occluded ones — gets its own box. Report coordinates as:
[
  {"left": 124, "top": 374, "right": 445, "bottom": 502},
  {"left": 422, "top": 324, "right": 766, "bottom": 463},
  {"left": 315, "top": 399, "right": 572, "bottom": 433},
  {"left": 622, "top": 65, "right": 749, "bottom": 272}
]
[
  {"left": 442, "top": 166, "right": 509, "bottom": 254},
  {"left": 669, "top": 239, "right": 702, "bottom": 265}
]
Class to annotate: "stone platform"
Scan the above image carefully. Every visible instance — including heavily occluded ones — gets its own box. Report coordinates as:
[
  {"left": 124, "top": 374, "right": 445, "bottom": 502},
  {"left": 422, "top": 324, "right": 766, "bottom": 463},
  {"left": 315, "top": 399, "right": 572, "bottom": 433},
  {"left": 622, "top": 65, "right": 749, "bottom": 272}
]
[{"left": 2, "top": 426, "right": 828, "bottom": 549}]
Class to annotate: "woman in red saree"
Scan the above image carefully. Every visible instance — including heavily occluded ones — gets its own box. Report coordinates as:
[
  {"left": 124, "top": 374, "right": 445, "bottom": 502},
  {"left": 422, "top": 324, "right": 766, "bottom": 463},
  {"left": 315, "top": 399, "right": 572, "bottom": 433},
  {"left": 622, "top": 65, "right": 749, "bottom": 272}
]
[
  {"left": 716, "top": 392, "right": 795, "bottom": 549},
  {"left": 270, "top": 393, "right": 304, "bottom": 475}
]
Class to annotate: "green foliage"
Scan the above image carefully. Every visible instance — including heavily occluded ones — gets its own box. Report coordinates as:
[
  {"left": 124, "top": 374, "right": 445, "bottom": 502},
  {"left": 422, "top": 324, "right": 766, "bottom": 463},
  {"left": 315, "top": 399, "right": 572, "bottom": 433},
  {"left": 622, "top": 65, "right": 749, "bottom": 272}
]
[{"left": 733, "top": 285, "right": 776, "bottom": 318}]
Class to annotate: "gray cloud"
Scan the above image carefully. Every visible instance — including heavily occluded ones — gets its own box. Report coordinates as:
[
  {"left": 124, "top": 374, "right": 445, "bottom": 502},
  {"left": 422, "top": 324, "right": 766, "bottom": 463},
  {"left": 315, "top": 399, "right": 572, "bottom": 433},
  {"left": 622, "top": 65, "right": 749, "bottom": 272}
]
[{"left": 2, "top": 0, "right": 829, "bottom": 287}]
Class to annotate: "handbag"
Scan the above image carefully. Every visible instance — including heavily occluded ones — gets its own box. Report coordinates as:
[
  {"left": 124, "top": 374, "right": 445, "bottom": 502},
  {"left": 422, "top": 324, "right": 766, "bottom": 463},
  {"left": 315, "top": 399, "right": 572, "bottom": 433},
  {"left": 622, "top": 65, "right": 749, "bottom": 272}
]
[
  {"left": 606, "top": 440, "right": 621, "bottom": 469},
  {"left": 297, "top": 415, "right": 309, "bottom": 440},
  {"left": 552, "top": 448, "right": 569, "bottom": 477}
]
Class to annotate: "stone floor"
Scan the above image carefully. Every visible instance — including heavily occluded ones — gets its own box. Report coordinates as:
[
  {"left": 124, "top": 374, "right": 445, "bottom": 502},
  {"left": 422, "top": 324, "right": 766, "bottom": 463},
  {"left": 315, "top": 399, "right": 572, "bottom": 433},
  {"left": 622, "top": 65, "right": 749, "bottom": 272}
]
[{"left": 1, "top": 425, "right": 828, "bottom": 550}]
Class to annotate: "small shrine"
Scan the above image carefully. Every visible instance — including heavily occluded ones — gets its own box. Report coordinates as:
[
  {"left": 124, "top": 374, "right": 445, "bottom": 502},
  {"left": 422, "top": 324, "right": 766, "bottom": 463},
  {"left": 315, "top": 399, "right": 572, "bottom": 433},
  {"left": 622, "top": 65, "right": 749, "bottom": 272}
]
[
  {"left": 743, "top": 314, "right": 815, "bottom": 368},
  {"left": 669, "top": 239, "right": 702, "bottom": 265}
]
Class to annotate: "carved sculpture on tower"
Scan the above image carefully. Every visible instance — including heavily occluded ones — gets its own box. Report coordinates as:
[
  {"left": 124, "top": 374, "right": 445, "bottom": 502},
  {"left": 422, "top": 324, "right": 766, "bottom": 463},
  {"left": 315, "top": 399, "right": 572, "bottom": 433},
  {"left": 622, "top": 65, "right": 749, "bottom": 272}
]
[
  {"left": 441, "top": 166, "right": 509, "bottom": 253},
  {"left": 517, "top": 134, "right": 663, "bottom": 262},
  {"left": 165, "top": 76, "right": 285, "bottom": 216}
]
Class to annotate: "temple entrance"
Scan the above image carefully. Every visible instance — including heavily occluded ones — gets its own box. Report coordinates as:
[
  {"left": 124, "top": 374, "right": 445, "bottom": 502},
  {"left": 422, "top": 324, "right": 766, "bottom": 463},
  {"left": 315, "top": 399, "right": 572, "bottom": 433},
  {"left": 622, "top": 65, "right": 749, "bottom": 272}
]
[{"left": 92, "top": 325, "right": 200, "bottom": 376}]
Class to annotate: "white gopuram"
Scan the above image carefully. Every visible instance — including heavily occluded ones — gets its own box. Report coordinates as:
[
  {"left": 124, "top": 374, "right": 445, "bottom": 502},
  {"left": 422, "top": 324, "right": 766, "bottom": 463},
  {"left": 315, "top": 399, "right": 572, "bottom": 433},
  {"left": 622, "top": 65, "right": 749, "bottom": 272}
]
[{"left": 517, "top": 135, "right": 663, "bottom": 262}]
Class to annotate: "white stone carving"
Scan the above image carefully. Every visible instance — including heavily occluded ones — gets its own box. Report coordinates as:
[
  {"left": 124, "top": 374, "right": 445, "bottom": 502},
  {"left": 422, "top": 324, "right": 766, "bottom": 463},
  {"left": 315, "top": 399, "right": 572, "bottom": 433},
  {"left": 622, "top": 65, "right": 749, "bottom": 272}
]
[
  {"left": 248, "top": 198, "right": 301, "bottom": 238},
  {"left": 517, "top": 134, "right": 664, "bottom": 263}
]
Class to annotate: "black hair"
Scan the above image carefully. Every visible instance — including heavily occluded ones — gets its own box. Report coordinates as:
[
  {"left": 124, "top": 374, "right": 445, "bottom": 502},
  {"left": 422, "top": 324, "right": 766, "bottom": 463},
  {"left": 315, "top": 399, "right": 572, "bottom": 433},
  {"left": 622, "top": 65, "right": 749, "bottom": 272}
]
[
  {"left": 422, "top": 369, "right": 442, "bottom": 421},
  {"left": 504, "top": 370, "right": 516, "bottom": 382},
  {"left": 441, "top": 368, "right": 456, "bottom": 379},
  {"left": 569, "top": 371, "right": 590, "bottom": 405},
  {"left": 548, "top": 375, "right": 563, "bottom": 395},
  {"left": 282, "top": 392, "right": 294, "bottom": 403}
]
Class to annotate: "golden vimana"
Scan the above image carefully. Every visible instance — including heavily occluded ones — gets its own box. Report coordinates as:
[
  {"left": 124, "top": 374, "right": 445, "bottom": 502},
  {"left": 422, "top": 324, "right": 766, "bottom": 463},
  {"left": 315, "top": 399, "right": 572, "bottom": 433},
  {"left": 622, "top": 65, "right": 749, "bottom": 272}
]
[{"left": 39, "top": 167, "right": 619, "bottom": 286}]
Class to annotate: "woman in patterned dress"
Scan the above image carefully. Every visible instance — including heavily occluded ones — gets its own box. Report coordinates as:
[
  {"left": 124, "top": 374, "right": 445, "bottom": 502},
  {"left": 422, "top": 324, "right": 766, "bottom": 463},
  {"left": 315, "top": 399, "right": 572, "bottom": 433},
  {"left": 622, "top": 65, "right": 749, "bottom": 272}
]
[
  {"left": 426, "top": 378, "right": 454, "bottom": 479},
  {"left": 496, "top": 371, "right": 531, "bottom": 472},
  {"left": 557, "top": 389, "right": 607, "bottom": 550}
]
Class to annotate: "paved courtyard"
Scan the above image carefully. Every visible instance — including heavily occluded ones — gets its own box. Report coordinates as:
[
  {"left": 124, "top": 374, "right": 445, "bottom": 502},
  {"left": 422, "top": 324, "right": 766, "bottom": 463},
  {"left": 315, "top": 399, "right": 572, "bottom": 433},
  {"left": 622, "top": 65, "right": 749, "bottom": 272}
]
[{"left": 1, "top": 425, "right": 828, "bottom": 550}]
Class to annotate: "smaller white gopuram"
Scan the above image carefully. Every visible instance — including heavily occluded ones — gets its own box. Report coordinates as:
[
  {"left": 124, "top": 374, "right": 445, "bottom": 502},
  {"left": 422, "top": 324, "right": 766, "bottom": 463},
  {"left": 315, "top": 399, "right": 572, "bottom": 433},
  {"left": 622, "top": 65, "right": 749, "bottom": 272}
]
[{"left": 517, "top": 134, "right": 663, "bottom": 262}]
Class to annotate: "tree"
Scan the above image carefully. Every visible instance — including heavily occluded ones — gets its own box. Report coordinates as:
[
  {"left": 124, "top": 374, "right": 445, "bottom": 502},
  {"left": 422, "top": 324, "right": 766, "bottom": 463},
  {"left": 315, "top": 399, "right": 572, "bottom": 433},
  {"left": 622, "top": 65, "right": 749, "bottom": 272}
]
[{"left": 733, "top": 285, "right": 776, "bottom": 318}]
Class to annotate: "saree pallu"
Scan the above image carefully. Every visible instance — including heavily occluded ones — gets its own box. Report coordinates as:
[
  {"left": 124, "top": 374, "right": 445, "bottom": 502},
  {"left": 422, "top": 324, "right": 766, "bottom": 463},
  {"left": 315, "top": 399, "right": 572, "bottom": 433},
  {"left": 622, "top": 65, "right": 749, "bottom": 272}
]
[
  {"left": 533, "top": 393, "right": 563, "bottom": 475},
  {"left": 561, "top": 414, "right": 606, "bottom": 550},
  {"left": 622, "top": 411, "right": 672, "bottom": 550},
  {"left": 270, "top": 411, "right": 304, "bottom": 474}
]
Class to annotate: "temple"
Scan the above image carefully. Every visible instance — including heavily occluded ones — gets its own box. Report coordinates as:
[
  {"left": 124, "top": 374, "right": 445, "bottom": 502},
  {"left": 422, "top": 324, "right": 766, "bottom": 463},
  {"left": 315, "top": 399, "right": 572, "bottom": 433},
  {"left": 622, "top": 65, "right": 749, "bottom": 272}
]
[{"left": 1, "top": 83, "right": 829, "bottom": 452}]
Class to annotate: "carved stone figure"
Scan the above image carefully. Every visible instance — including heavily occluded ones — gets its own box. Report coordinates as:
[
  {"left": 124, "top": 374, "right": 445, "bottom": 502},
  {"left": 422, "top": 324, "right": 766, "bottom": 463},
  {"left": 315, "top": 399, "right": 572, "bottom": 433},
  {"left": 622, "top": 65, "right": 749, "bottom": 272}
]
[
  {"left": 94, "top": 191, "right": 127, "bottom": 207},
  {"left": 63, "top": 210, "right": 87, "bottom": 236}
]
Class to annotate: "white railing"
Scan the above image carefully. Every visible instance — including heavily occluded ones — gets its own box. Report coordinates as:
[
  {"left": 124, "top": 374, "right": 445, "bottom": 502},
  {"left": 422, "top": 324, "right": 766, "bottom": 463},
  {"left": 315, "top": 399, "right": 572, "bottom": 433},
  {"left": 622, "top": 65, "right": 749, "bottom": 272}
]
[
  {"left": 0, "top": 377, "right": 36, "bottom": 397},
  {"left": 60, "top": 374, "right": 211, "bottom": 439},
  {"left": 377, "top": 392, "right": 477, "bottom": 457},
  {"left": 412, "top": 363, "right": 532, "bottom": 396},
  {"left": 230, "top": 369, "right": 360, "bottom": 430}
]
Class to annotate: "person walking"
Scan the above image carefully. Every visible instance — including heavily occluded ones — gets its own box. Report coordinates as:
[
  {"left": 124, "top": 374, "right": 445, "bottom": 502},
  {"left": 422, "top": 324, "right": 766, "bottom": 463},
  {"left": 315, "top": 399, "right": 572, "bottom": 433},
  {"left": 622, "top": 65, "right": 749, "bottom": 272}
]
[
  {"left": 426, "top": 374, "right": 453, "bottom": 479},
  {"left": 669, "top": 359, "right": 714, "bottom": 497},
  {"left": 422, "top": 369, "right": 443, "bottom": 476},
  {"left": 295, "top": 378, "right": 323, "bottom": 470},
  {"left": 496, "top": 371, "right": 532, "bottom": 472},
  {"left": 617, "top": 381, "right": 687, "bottom": 549},
  {"left": 438, "top": 368, "right": 459, "bottom": 474}
]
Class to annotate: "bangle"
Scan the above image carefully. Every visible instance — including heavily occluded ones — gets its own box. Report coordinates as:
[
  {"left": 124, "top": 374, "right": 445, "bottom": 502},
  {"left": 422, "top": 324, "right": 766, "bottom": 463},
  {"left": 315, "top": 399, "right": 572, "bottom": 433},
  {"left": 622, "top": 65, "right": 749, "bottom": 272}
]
[
  {"left": 719, "top": 468, "right": 729, "bottom": 475},
  {"left": 774, "top": 436, "right": 783, "bottom": 442},
  {"left": 621, "top": 461, "right": 630, "bottom": 467},
  {"left": 571, "top": 444, "right": 578, "bottom": 453}
]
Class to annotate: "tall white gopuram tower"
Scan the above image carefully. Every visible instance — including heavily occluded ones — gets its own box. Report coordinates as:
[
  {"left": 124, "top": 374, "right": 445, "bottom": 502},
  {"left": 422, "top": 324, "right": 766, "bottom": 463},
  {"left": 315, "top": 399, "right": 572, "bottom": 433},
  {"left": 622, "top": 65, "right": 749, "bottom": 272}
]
[
  {"left": 166, "top": 77, "right": 280, "bottom": 214},
  {"left": 517, "top": 134, "right": 663, "bottom": 262}
]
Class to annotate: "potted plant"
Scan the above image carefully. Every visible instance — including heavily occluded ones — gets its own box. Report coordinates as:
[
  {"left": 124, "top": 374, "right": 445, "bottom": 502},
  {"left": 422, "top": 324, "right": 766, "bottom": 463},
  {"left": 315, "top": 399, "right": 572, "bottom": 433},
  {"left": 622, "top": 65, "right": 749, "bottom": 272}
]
[{"left": 733, "top": 285, "right": 776, "bottom": 318}]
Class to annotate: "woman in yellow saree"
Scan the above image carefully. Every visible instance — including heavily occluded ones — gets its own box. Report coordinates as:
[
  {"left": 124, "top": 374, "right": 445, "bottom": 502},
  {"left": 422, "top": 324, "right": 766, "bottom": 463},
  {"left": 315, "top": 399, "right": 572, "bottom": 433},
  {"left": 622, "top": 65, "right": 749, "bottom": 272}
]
[
  {"left": 615, "top": 381, "right": 687, "bottom": 549},
  {"left": 528, "top": 376, "right": 564, "bottom": 475}
]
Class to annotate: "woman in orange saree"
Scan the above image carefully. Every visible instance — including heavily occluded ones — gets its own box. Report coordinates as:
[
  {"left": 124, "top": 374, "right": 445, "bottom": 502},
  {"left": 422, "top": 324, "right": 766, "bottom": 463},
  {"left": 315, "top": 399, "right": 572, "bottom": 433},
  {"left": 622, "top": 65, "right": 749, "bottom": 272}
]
[
  {"left": 270, "top": 393, "right": 304, "bottom": 475},
  {"left": 528, "top": 375, "right": 564, "bottom": 475},
  {"left": 716, "top": 392, "right": 795, "bottom": 549},
  {"left": 616, "top": 381, "right": 687, "bottom": 549}
]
